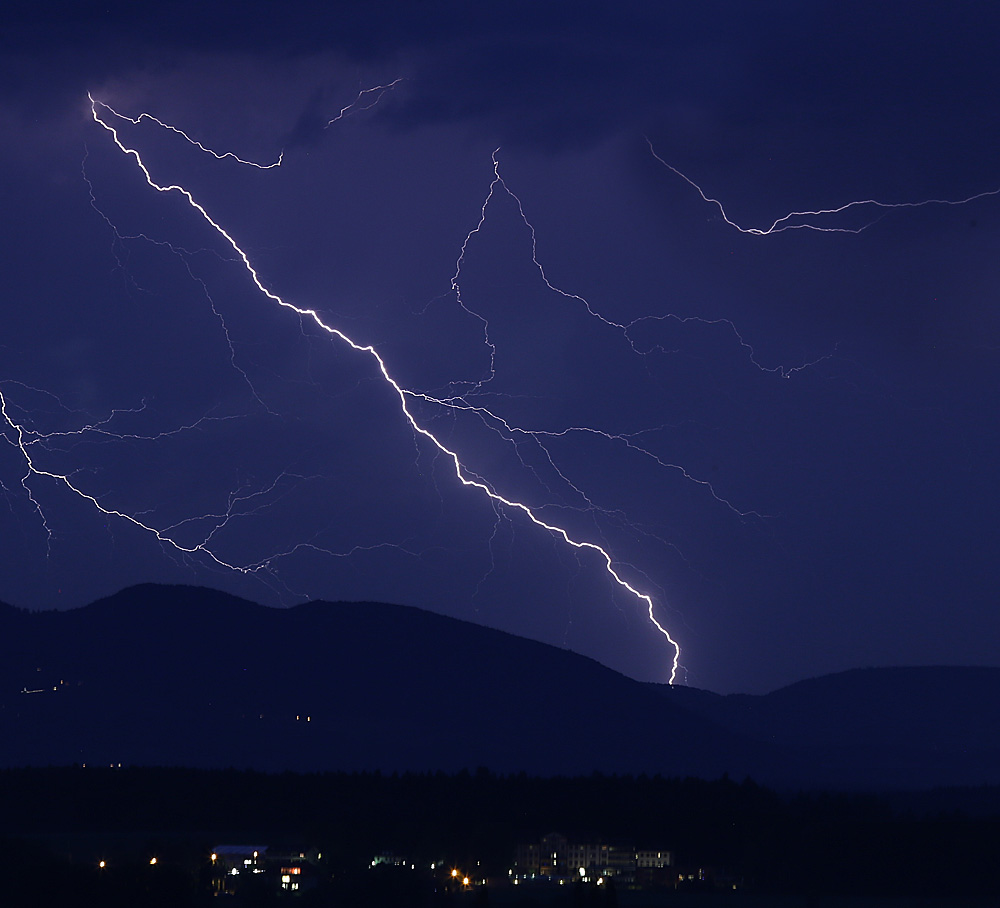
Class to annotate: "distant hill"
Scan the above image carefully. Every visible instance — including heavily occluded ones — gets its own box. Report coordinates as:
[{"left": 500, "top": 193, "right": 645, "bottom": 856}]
[
  {"left": 657, "top": 665, "right": 1000, "bottom": 789},
  {"left": 2, "top": 583, "right": 998, "bottom": 789}
]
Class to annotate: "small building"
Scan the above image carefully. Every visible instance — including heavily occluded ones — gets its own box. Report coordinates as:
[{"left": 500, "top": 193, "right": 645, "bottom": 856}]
[
  {"left": 370, "top": 852, "right": 410, "bottom": 868},
  {"left": 209, "top": 844, "right": 321, "bottom": 897},
  {"left": 209, "top": 845, "right": 269, "bottom": 896},
  {"left": 636, "top": 849, "right": 673, "bottom": 868},
  {"left": 514, "top": 841, "right": 541, "bottom": 876},
  {"left": 635, "top": 850, "right": 674, "bottom": 888}
]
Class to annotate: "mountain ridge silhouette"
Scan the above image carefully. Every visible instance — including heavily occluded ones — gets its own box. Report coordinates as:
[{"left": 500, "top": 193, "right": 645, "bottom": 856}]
[{"left": 2, "top": 583, "right": 997, "bottom": 789}]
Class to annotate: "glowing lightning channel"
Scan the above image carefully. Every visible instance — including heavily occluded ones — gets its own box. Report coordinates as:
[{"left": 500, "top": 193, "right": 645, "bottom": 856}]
[
  {"left": 0, "top": 379, "right": 421, "bottom": 606},
  {"left": 80, "top": 93, "right": 682, "bottom": 683},
  {"left": 325, "top": 79, "right": 404, "bottom": 127},
  {"left": 447, "top": 150, "right": 830, "bottom": 383},
  {"left": 0, "top": 383, "right": 248, "bottom": 571},
  {"left": 95, "top": 102, "right": 283, "bottom": 169},
  {"left": 645, "top": 136, "right": 1000, "bottom": 235},
  {"left": 421, "top": 151, "right": 794, "bottom": 522}
]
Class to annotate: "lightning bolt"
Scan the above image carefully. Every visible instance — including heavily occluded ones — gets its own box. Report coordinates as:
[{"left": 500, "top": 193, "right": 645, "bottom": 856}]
[
  {"left": 23, "top": 87, "right": 945, "bottom": 686},
  {"left": 325, "top": 78, "right": 404, "bottom": 127},
  {"left": 646, "top": 136, "right": 1000, "bottom": 235},
  {"left": 0, "top": 382, "right": 249, "bottom": 571},
  {"left": 28, "top": 91, "right": 685, "bottom": 681},
  {"left": 0, "top": 377, "right": 431, "bottom": 604},
  {"left": 448, "top": 149, "right": 828, "bottom": 381},
  {"left": 94, "top": 106, "right": 283, "bottom": 169}
]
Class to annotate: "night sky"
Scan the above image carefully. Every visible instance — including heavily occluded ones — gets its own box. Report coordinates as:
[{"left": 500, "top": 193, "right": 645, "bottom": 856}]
[{"left": 2, "top": 2, "right": 998, "bottom": 694}]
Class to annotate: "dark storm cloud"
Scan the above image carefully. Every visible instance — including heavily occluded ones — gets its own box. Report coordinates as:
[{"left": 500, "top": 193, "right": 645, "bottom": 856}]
[
  {"left": 0, "top": 2, "right": 815, "bottom": 147},
  {"left": 280, "top": 86, "right": 335, "bottom": 149},
  {"left": 9, "top": 0, "right": 996, "bottom": 159}
]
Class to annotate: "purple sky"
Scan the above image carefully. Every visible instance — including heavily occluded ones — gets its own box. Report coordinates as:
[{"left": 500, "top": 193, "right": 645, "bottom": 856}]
[{"left": 1, "top": 1, "right": 998, "bottom": 693}]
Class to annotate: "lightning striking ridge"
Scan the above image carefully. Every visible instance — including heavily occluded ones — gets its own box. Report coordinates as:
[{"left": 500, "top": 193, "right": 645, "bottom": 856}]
[
  {"left": 69, "top": 92, "right": 683, "bottom": 682},
  {"left": 646, "top": 137, "right": 1000, "bottom": 235}
]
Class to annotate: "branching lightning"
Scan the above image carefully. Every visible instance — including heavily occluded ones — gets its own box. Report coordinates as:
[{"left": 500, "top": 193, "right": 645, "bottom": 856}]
[
  {"left": 1, "top": 90, "right": 694, "bottom": 680},
  {"left": 449, "top": 150, "right": 834, "bottom": 387},
  {"left": 2, "top": 65, "right": 997, "bottom": 701},
  {"left": 96, "top": 106, "right": 284, "bottom": 169},
  {"left": 325, "top": 79, "right": 403, "bottom": 127},
  {"left": 21, "top": 86, "right": 968, "bottom": 685},
  {"left": 0, "top": 382, "right": 248, "bottom": 571},
  {"left": 646, "top": 136, "right": 1000, "bottom": 235}
]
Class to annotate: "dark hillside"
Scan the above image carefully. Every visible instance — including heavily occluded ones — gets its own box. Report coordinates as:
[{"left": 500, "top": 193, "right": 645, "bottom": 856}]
[
  {"left": 659, "top": 666, "right": 1000, "bottom": 788},
  {"left": 0, "top": 584, "right": 764, "bottom": 777},
  {"left": 4, "top": 584, "right": 999, "bottom": 789}
]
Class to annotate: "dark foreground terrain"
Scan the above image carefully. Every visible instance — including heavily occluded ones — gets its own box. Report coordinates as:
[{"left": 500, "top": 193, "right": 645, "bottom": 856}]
[{"left": 1, "top": 767, "right": 999, "bottom": 906}]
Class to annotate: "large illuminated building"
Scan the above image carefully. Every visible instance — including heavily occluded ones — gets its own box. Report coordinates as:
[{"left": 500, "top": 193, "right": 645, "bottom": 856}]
[{"left": 513, "top": 833, "right": 672, "bottom": 884}]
